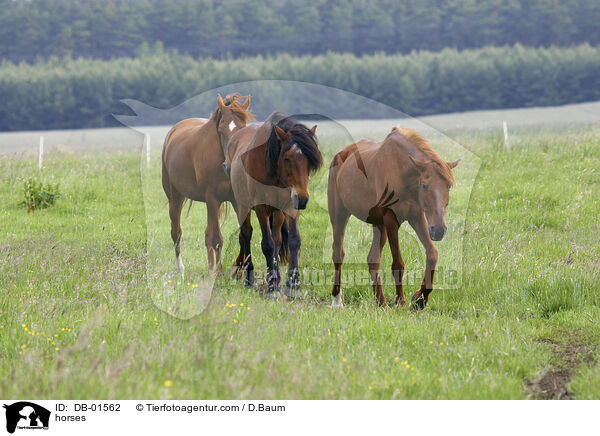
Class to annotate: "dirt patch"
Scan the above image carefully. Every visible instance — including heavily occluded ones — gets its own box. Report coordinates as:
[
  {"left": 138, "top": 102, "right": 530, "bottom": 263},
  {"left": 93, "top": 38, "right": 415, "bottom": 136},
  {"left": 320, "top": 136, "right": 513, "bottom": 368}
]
[{"left": 528, "top": 340, "right": 595, "bottom": 400}]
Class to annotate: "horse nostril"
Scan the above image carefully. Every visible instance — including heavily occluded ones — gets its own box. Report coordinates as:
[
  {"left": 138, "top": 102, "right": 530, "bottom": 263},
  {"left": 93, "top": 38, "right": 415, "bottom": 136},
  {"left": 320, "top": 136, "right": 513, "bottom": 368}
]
[
  {"left": 429, "top": 226, "right": 446, "bottom": 241},
  {"left": 298, "top": 197, "right": 308, "bottom": 209},
  {"left": 292, "top": 195, "right": 308, "bottom": 210}
]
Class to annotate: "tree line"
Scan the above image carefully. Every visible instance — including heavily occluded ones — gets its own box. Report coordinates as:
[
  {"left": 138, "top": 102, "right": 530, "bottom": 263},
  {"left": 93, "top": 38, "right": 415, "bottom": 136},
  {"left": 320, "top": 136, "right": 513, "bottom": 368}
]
[
  {"left": 1, "top": 0, "right": 599, "bottom": 61},
  {"left": 1, "top": 44, "right": 599, "bottom": 131}
]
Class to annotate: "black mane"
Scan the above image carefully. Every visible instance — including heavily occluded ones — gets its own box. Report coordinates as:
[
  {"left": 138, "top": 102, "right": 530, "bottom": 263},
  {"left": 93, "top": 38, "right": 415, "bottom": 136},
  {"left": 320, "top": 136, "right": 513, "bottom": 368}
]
[{"left": 266, "top": 113, "right": 323, "bottom": 177}]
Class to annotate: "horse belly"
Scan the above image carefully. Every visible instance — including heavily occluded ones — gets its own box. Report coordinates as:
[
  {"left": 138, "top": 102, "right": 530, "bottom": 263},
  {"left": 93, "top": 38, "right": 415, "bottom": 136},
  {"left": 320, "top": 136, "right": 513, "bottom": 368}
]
[
  {"left": 336, "top": 169, "right": 377, "bottom": 222},
  {"left": 166, "top": 155, "right": 205, "bottom": 201}
]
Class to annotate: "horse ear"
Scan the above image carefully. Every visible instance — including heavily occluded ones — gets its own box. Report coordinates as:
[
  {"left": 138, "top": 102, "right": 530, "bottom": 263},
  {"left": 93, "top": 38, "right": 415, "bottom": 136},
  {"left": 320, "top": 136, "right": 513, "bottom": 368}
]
[
  {"left": 242, "top": 95, "right": 251, "bottom": 110},
  {"left": 217, "top": 94, "right": 225, "bottom": 109},
  {"left": 274, "top": 125, "right": 290, "bottom": 142},
  {"left": 409, "top": 155, "right": 427, "bottom": 172},
  {"left": 310, "top": 125, "right": 317, "bottom": 135},
  {"left": 447, "top": 159, "right": 460, "bottom": 169}
]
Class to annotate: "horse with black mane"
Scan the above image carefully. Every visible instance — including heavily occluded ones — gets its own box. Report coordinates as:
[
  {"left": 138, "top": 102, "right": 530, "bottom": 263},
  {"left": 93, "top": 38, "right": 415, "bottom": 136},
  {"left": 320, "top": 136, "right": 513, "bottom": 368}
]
[{"left": 227, "top": 112, "right": 323, "bottom": 298}]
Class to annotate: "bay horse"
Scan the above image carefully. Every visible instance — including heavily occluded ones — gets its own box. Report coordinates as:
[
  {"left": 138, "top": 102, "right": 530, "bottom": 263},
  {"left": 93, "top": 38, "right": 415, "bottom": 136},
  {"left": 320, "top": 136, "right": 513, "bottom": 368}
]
[
  {"left": 328, "top": 127, "right": 459, "bottom": 309},
  {"left": 161, "top": 94, "right": 253, "bottom": 277},
  {"left": 227, "top": 112, "right": 323, "bottom": 298}
]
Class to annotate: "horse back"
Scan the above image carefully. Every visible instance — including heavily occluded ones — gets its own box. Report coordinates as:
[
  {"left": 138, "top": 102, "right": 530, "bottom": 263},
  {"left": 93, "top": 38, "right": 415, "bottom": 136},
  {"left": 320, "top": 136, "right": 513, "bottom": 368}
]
[{"left": 331, "top": 139, "right": 380, "bottom": 176}]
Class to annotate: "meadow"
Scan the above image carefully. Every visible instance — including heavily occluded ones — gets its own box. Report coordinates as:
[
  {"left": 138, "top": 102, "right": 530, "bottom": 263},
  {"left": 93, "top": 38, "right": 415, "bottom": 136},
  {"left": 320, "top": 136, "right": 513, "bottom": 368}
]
[{"left": 1, "top": 107, "right": 599, "bottom": 399}]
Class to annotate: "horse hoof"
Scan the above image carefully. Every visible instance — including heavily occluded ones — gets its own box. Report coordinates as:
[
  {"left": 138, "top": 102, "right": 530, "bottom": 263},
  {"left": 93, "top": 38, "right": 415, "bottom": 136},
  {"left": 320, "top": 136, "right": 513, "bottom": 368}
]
[
  {"left": 395, "top": 298, "right": 407, "bottom": 307},
  {"left": 410, "top": 292, "right": 426, "bottom": 311},
  {"left": 331, "top": 293, "right": 343, "bottom": 308},
  {"left": 264, "top": 290, "right": 281, "bottom": 300},
  {"left": 284, "top": 281, "right": 302, "bottom": 299},
  {"left": 243, "top": 269, "right": 255, "bottom": 287},
  {"left": 284, "top": 270, "right": 301, "bottom": 299},
  {"left": 284, "top": 287, "right": 302, "bottom": 299}
]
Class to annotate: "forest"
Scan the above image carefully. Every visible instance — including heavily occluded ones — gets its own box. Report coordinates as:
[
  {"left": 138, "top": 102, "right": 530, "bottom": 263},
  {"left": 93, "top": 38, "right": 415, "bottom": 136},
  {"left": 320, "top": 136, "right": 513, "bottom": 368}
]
[
  {"left": 1, "top": 0, "right": 599, "bottom": 61},
  {"left": 2, "top": 44, "right": 599, "bottom": 130},
  {"left": 1, "top": 0, "right": 600, "bottom": 130}
]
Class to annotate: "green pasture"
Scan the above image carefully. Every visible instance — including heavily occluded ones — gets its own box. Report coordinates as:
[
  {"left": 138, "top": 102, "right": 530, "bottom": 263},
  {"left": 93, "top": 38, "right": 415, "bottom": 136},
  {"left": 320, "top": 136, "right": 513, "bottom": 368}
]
[{"left": 1, "top": 114, "right": 599, "bottom": 399}]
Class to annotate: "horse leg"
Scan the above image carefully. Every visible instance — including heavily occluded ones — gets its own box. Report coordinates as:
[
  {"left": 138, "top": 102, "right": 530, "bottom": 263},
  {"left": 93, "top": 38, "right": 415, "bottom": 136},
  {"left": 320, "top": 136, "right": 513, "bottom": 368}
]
[
  {"left": 168, "top": 191, "right": 185, "bottom": 278},
  {"left": 204, "top": 193, "right": 223, "bottom": 274},
  {"left": 255, "top": 205, "right": 279, "bottom": 298},
  {"left": 214, "top": 202, "right": 225, "bottom": 274},
  {"left": 232, "top": 229, "right": 245, "bottom": 277},
  {"left": 271, "top": 210, "right": 285, "bottom": 287},
  {"left": 330, "top": 209, "right": 350, "bottom": 307},
  {"left": 230, "top": 199, "right": 246, "bottom": 277},
  {"left": 239, "top": 212, "right": 255, "bottom": 286},
  {"left": 367, "top": 224, "right": 388, "bottom": 307},
  {"left": 383, "top": 211, "right": 406, "bottom": 306},
  {"left": 285, "top": 214, "right": 302, "bottom": 299},
  {"left": 408, "top": 212, "right": 438, "bottom": 310},
  {"left": 214, "top": 213, "right": 224, "bottom": 274}
]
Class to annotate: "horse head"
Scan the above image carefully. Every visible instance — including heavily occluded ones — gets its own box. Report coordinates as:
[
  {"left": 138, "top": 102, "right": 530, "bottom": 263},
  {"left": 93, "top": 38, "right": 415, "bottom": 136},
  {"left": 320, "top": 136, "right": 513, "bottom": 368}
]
[
  {"left": 214, "top": 93, "right": 253, "bottom": 151},
  {"left": 409, "top": 156, "right": 460, "bottom": 241},
  {"left": 269, "top": 119, "right": 322, "bottom": 210}
]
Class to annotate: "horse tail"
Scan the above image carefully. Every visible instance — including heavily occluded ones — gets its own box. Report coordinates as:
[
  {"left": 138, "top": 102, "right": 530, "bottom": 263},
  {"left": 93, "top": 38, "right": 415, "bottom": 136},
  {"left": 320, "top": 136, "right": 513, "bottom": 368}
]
[
  {"left": 184, "top": 198, "right": 193, "bottom": 217},
  {"left": 219, "top": 201, "right": 230, "bottom": 221},
  {"left": 269, "top": 214, "right": 289, "bottom": 265}
]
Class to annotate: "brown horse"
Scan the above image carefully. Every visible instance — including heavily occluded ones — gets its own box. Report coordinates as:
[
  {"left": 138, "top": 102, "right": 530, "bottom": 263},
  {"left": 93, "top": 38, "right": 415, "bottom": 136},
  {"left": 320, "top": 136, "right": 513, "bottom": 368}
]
[
  {"left": 328, "top": 127, "right": 459, "bottom": 309},
  {"left": 161, "top": 94, "right": 253, "bottom": 277},
  {"left": 227, "top": 112, "right": 323, "bottom": 297}
]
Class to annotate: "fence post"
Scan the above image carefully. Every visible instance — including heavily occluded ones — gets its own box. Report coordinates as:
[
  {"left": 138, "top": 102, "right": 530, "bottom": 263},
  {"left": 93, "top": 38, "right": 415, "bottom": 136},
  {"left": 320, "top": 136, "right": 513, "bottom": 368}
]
[
  {"left": 503, "top": 121, "right": 509, "bottom": 149},
  {"left": 39, "top": 136, "right": 44, "bottom": 169},
  {"left": 145, "top": 133, "right": 151, "bottom": 168}
]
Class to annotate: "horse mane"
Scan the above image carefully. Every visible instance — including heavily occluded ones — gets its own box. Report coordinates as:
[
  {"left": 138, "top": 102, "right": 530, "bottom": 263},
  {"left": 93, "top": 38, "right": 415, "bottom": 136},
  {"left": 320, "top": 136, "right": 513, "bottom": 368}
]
[
  {"left": 391, "top": 127, "right": 455, "bottom": 186},
  {"left": 210, "top": 94, "right": 255, "bottom": 123},
  {"left": 266, "top": 113, "right": 323, "bottom": 177}
]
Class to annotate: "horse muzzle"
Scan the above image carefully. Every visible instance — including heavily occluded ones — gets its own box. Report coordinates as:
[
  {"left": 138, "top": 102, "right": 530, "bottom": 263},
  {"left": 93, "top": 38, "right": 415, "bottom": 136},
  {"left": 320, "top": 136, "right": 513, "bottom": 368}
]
[
  {"left": 292, "top": 193, "right": 309, "bottom": 210},
  {"left": 429, "top": 225, "right": 447, "bottom": 241}
]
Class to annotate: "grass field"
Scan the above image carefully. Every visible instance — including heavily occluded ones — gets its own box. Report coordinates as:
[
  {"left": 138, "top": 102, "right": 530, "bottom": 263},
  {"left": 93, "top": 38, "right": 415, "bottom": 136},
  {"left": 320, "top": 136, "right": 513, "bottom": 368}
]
[{"left": 1, "top": 109, "right": 599, "bottom": 399}]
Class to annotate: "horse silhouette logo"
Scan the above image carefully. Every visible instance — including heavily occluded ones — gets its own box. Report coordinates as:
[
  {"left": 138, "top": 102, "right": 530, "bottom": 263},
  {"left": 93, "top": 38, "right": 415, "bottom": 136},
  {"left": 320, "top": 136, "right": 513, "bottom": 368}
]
[{"left": 2, "top": 402, "right": 50, "bottom": 433}]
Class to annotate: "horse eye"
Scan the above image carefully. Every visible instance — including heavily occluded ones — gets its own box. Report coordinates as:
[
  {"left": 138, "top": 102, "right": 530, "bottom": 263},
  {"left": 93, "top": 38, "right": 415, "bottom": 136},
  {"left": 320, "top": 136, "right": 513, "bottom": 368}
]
[
  {"left": 422, "top": 183, "right": 428, "bottom": 190},
  {"left": 283, "top": 157, "right": 291, "bottom": 164}
]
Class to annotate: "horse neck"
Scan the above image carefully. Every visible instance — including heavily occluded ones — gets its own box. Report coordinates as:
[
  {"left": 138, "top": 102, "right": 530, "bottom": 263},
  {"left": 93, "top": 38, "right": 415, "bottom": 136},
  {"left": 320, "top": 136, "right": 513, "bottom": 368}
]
[
  {"left": 247, "top": 140, "right": 283, "bottom": 187},
  {"left": 190, "top": 118, "right": 220, "bottom": 158},
  {"left": 380, "top": 136, "right": 421, "bottom": 193},
  {"left": 203, "top": 117, "right": 220, "bottom": 140}
]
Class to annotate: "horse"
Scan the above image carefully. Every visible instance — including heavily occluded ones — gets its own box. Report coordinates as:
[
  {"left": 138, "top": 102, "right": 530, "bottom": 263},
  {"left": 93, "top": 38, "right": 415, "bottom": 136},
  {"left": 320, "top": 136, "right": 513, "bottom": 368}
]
[
  {"left": 161, "top": 94, "right": 253, "bottom": 277},
  {"left": 227, "top": 112, "right": 323, "bottom": 298},
  {"left": 328, "top": 127, "right": 459, "bottom": 309}
]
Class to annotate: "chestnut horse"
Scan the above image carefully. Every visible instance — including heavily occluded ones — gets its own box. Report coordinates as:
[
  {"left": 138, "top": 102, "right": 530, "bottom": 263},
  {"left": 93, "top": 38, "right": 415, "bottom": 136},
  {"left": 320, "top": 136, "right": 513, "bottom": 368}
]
[
  {"left": 227, "top": 112, "right": 323, "bottom": 298},
  {"left": 328, "top": 127, "right": 459, "bottom": 309},
  {"left": 161, "top": 94, "right": 253, "bottom": 277}
]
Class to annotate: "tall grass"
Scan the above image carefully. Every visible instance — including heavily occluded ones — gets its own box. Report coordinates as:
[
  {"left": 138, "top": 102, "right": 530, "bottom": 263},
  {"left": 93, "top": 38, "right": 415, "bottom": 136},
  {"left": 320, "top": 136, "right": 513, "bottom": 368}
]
[{"left": 0, "top": 122, "right": 599, "bottom": 399}]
